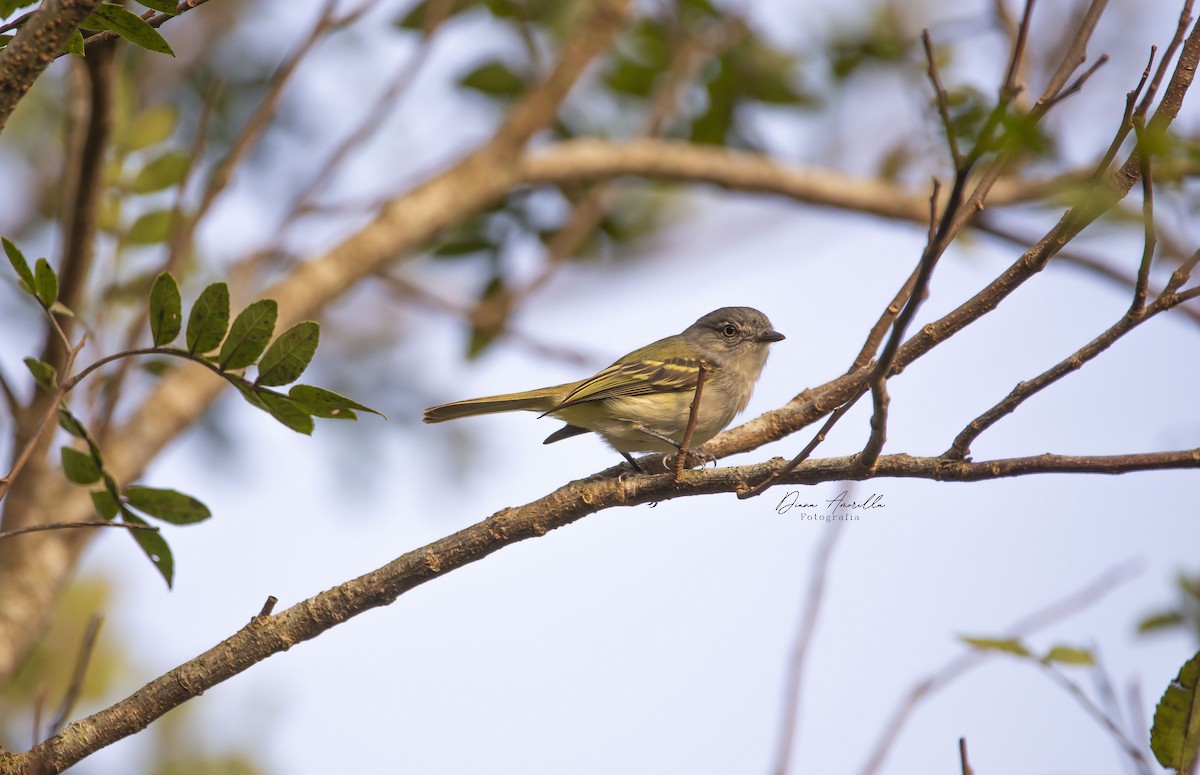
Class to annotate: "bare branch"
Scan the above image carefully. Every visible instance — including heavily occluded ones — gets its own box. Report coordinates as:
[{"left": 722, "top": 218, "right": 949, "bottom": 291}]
[{"left": 8, "top": 458, "right": 1175, "bottom": 773}]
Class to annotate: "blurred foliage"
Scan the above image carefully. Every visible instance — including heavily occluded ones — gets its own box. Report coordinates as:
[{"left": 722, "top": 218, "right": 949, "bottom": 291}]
[{"left": 1139, "top": 572, "right": 1200, "bottom": 644}]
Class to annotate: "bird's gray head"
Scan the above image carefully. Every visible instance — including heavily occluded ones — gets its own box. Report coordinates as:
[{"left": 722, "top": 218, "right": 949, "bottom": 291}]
[
  {"left": 683, "top": 307, "right": 784, "bottom": 353},
  {"left": 681, "top": 306, "right": 784, "bottom": 381}
]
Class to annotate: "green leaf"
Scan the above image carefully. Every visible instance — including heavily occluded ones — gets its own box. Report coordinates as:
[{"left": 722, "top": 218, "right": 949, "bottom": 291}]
[
  {"left": 149, "top": 271, "right": 182, "bottom": 345},
  {"left": 3, "top": 236, "right": 34, "bottom": 294},
  {"left": 122, "top": 510, "right": 174, "bottom": 587},
  {"left": 126, "top": 209, "right": 175, "bottom": 244},
  {"left": 186, "top": 282, "right": 230, "bottom": 354},
  {"left": 1138, "top": 610, "right": 1186, "bottom": 634},
  {"left": 24, "top": 358, "right": 57, "bottom": 395},
  {"left": 459, "top": 61, "right": 526, "bottom": 97},
  {"left": 123, "top": 104, "right": 178, "bottom": 151},
  {"left": 959, "top": 636, "right": 1031, "bottom": 658},
  {"left": 1041, "top": 645, "right": 1095, "bottom": 666},
  {"left": 261, "top": 391, "right": 315, "bottom": 434},
  {"left": 395, "top": 0, "right": 471, "bottom": 32},
  {"left": 124, "top": 485, "right": 211, "bottom": 524},
  {"left": 1151, "top": 650, "right": 1200, "bottom": 770},
  {"left": 60, "top": 27, "right": 86, "bottom": 56},
  {"left": 34, "top": 257, "right": 58, "bottom": 307},
  {"left": 134, "top": 0, "right": 178, "bottom": 13},
  {"left": 239, "top": 385, "right": 315, "bottom": 434},
  {"left": 432, "top": 235, "right": 493, "bottom": 258},
  {"left": 218, "top": 299, "right": 277, "bottom": 370},
  {"left": 0, "top": 0, "right": 37, "bottom": 18},
  {"left": 255, "top": 321, "right": 319, "bottom": 387},
  {"left": 131, "top": 150, "right": 190, "bottom": 193},
  {"left": 61, "top": 446, "right": 102, "bottom": 485},
  {"left": 90, "top": 489, "right": 120, "bottom": 520},
  {"left": 82, "top": 3, "right": 173, "bottom": 55},
  {"left": 58, "top": 408, "right": 88, "bottom": 438},
  {"left": 289, "top": 384, "right": 384, "bottom": 420}
]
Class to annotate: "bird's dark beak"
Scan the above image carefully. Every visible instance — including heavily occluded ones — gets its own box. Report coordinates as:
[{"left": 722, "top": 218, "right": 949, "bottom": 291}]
[{"left": 756, "top": 329, "right": 785, "bottom": 343}]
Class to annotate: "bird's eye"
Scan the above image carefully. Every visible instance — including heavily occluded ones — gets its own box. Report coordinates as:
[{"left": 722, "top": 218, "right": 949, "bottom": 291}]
[{"left": 722, "top": 324, "right": 738, "bottom": 338}]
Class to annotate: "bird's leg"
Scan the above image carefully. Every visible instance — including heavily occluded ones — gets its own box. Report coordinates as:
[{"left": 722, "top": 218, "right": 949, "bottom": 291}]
[
  {"left": 628, "top": 423, "right": 714, "bottom": 473},
  {"left": 621, "top": 451, "right": 644, "bottom": 473}
]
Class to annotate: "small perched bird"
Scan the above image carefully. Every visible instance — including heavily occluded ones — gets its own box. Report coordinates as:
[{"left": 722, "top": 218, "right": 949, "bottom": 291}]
[{"left": 423, "top": 307, "right": 784, "bottom": 469}]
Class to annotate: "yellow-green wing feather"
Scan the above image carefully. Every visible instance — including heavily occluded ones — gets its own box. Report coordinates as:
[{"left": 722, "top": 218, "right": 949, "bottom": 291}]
[{"left": 552, "top": 355, "right": 700, "bottom": 410}]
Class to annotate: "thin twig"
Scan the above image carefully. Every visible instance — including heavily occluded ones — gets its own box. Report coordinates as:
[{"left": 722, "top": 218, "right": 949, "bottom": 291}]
[
  {"left": 1094, "top": 47, "right": 1156, "bottom": 178},
  {"left": 0, "top": 333, "right": 86, "bottom": 502},
  {"left": 772, "top": 508, "right": 845, "bottom": 775},
  {"left": 257, "top": 596, "right": 278, "bottom": 617},
  {"left": 48, "top": 615, "right": 103, "bottom": 736},
  {"left": 923, "top": 31, "right": 961, "bottom": 166},
  {"left": 1031, "top": 0, "right": 1110, "bottom": 116},
  {"left": 1134, "top": 0, "right": 1196, "bottom": 121},
  {"left": 1036, "top": 662, "right": 1155, "bottom": 772},
  {"left": 0, "top": 521, "right": 159, "bottom": 543},
  {"left": 1001, "top": 0, "right": 1036, "bottom": 99},
  {"left": 1131, "top": 119, "right": 1157, "bottom": 311},
  {"left": 738, "top": 383, "right": 869, "bottom": 499},
  {"left": 1039, "top": 53, "right": 1109, "bottom": 111},
  {"left": 673, "top": 361, "right": 709, "bottom": 482},
  {"left": 959, "top": 738, "right": 974, "bottom": 775}
]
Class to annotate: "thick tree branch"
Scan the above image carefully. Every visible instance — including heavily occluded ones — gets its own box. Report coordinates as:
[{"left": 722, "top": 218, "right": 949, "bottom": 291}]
[
  {"left": 4, "top": 447, "right": 1196, "bottom": 773},
  {"left": 0, "top": 0, "right": 104, "bottom": 133}
]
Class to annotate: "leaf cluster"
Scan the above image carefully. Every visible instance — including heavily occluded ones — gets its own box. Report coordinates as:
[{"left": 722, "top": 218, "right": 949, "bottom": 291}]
[{"left": 4, "top": 239, "right": 381, "bottom": 586}]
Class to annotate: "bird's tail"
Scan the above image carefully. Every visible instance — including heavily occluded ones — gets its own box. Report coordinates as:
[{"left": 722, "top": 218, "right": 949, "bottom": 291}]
[{"left": 422, "top": 383, "right": 572, "bottom": 423}]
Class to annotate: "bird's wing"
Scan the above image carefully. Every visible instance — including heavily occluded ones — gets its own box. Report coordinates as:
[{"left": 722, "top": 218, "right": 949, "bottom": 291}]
[{"left": 550, "top": 357, "right": 701, "bottom": 410}]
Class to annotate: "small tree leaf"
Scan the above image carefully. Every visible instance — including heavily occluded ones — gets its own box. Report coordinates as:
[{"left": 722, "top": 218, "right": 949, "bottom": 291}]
[
  {"left": 24, "top": 357, "right": 57, "bottom": 395},
  {"left": 3, "top": 236, "right": 34, "bottom": 293},
  {"left": 62, "top": 28, "right": 85, "bottom": 56},
  {"left": 1138, "top": 611, "right": 1186, "bottom": 634},
  {"left": 186, "top": 282, "right": 230, "bottom": 354},
  {"left": 1151, "top": 650, "right": 1200, "bottom": 770},
  {"left": 82, "top": 3, "right": 174, "bottom": 55},
  {"left": 90, "top": 489, "right": 120, "bottom": 520},
  {"left": 34, "top": 257, "right": 58, "bottom": 307},
  {"left": 122, "top": 510, "right": 174, "bottom": 587},
  {"left": 58, "top": 408, "right": 88, "bottom": 438},
  {"left": 149, "top": 271, "right": 182, "bottom": 345},
  {"left": 459, "top": 61, "right": 526, "bottom": 97},
  {"left": 134, "top": 0, "right": 179, "bottom": 14},
  {"left": 61, "top": 446, "right": 102, "bottom": 485},
  {"left": 131, "top": 151, "right": 190, "bottom": 193},
  {"left": 126, "top": 209, "right": 175, "bottom": 244},
  {"left": 289, "top": 384, "right": 385, "bottom": 419},
  {"left": 255, "top": 321, "right": 319, "bottom": 387},
  {"left": 218, "top": 299, "right": 277, "bottom": 370},
  {"left": 1041, "top": 645, "right": 1095, "bottom": 666},
  {"left": 0, "top": 0, "right": 39, "bottom": 19},
  {"left": 124, "top": 485, "right": 211, "bottom": 525},
  {"left": 259, "top": 390, "right": 315, "bottom": 434},
  {"left": 959, "top": 636, "right": 1031, "bottom": 658},
  {"left": 123, "top": 104, "right": 177, "bottom": 151}
]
